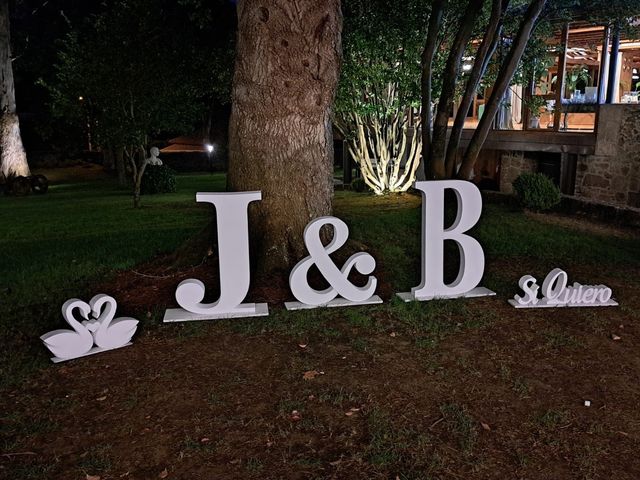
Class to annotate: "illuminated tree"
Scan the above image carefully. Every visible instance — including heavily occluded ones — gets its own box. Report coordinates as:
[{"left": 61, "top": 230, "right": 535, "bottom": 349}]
[
  {"left": 0, "top": 0, "right": 29, "bottom": 179},
  {"left": 335, "top": 0, "right": 429, "bottom": 194}
]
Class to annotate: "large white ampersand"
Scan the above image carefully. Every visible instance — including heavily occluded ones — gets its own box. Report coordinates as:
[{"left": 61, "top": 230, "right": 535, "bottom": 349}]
[{"left": 289, "top": 216, "right": 377, "bottom": 306}]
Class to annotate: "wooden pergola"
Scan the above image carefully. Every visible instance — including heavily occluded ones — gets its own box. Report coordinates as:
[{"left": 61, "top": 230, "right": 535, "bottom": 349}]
[{"left": 522, "top": 21, "right": 640, "bottom": 132}]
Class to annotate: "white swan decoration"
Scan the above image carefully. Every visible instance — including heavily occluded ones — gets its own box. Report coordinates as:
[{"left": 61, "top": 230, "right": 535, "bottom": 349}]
[
  {"left": 40, "top": 294, "right": 138, "bottom": 362},
  {"left": 40, "top": 299, "right": 94, "bottom": 359},
  {"left": 90, "top": 294, "right": 139, "bottom": 349}
]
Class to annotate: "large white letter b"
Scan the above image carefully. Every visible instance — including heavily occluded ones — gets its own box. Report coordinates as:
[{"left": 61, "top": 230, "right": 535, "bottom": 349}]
[{"left": 398, "top": 180, "right": 495, "bottom": 302}]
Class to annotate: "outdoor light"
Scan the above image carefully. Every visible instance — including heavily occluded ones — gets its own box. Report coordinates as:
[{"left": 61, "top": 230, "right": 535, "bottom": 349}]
[
  {"left": 461, "top": 56, "right": 473, "bottom": 72},
  {"left": 78, "top": 96, "right": 84, "bottom": 101},
  {"left": 205, "top": 143, "right": 215, "bottom": 153}
]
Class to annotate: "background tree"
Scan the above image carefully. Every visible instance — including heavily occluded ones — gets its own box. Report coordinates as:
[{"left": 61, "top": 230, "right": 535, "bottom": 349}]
[
  {"left": 421, "top": 0, "right": 640, "bottom": 180},
  {"left": 418, "top": 0, "right": 547, "bottom": 179},
  {"left": 0, "top": 0, "right": 29, "bottom": 179},
  {"left": 443, "top": 0, "right": 506, "bottom": 178},
  {"left": 227, "top": 0, "right": 342, "bottom": 274},
  {"left": 457, "top": 0, "right": 547, "bottom": 179},
  {"left": 45, "top": 0, "right": 233, "bottom": 206},
  {"left": 419, "top": 0, "right": 445, "bottom": 181}
]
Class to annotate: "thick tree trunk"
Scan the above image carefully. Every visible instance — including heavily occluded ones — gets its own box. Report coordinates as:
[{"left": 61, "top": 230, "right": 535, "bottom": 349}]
[
  {"left": 444, "top": 0, "right": 505, "bottom": 177},
  {"left": 458, "top": 0, "right": 546, "bottom": 180},
  {"left": 134, "top": 146, "right": 147, "bottom": 208},
  {"left": 227, "top": 0, "right": 342, "bottom": 274},
  {"left": 429, "top": 0, "right": 485, "bottom": 179},
  {"left": 0, "top": 0, "right": 29, "bottom": 179},
  {"left": 115, "top": 146, "right": 127, "bottom": 186},
  {"left": 103, "top": 147, "right": 115, "bottom": 170},
  {"left": 418, "top": 0, "right": 445, "bottom": 182},
  {"left": 126, "top": 145, "right": 147, "bottom": 208}
]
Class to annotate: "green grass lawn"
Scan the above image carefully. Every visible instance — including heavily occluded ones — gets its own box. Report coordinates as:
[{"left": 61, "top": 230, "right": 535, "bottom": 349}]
[
  {"left": 0, "top": 173, "right": 224, "bottom": 384},
  {"left": 1, "top": 173, "right": 223, "bottom": 304},
  {"left": 2, "top": 173, "right": 640, "bottom": 479},
  {"left": 337, "top": 191, "right": 640, "bottom": 292},
  {"left": 2, "top": 174, "right": 639, "bottom": 387}
]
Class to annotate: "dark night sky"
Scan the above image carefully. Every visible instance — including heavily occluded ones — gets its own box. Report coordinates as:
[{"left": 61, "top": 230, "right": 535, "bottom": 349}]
[
  {"left": 11, "top": 0, "right": 237, "bottom": 150},
  {"left": 12, "top": 0, "right": 237, "bottom": 112}
]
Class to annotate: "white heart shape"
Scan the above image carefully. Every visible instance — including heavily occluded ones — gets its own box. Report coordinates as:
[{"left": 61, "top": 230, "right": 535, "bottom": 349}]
[
  {"left": 90, "top": 294, "right": 112, "bottom": 321},
  {"left": 82, "top": 319, "right": 100, "bottom": 333}
]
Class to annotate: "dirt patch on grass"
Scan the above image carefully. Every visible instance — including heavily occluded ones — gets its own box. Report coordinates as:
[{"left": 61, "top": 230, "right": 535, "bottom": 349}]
[
  {"left": 94, "top": 235, "right": 397, "bottom": 321},
  {"left": 2, "top": 253, "right": 639, "bottom": 479}
]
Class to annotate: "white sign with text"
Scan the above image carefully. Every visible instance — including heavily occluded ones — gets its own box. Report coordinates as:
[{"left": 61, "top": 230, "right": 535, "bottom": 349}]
[{"left": 509, "top": 268, "right": 618, "bottom": 308}]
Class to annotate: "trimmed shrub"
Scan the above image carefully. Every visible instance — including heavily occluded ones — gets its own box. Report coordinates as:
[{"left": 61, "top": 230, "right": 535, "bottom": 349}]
[
  {"left": 5, "top": 176, "right": 32, "bottom": 196},
  {"left": 141, "top": 165, "right": 176, "bottom": 194},
  {"left": 31, "top": 174, "right": 49, "bottom": 194},
  {"left": 350, "top": 177, "right": 371, "bottom": 193},
  {"left": 512, "top": 172, "right": 561, "bottom": 211}
]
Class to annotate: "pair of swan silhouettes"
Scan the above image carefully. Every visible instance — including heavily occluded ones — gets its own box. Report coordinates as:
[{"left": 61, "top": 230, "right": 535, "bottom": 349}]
[{"left": 41, "top": 294, "right": 138, "bottom": 359}]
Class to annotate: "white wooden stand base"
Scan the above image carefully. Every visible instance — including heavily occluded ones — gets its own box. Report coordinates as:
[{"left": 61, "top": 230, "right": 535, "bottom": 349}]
[
  {"left": 508, "top": 298, "right": 618, "bottom": 309},
  {"left": 50, "top": 342, "right": 132, "bottom": 363},
  {"left": 285, "top": 295, "right": 383, "bottom": 311},
  {"left": 163, "top": 303, "right": 269, "bottom": 322},
  {"left": 396, "top": 287, "right": 496, "bottom": 302}
]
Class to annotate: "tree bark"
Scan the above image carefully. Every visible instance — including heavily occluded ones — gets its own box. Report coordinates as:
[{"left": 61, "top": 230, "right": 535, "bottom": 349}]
[
  {"left": 126, "top": 145, "right": 147, "bottom": 208},
  {"left": 227, "top": 0, "right": 342, "bottom": 274},
  {"left": 103, "top": 147, "right": 115, "bottom": 170},
  {"left": 115, "top": 146, "right": 127, "bottom": 187},
  {"left": 0, "top": 0, "right": 29, "bottom": 179},
  {"left": 444, "top": 0, "right": 505, "bottom": 177},
  {"left": 133, "top": 146, "right": 147, "bottom": 208},
  {"left": 458, "top": 0, "right": 546, "bottom": 180},
  {"left": 418, "top": 0, "right": 445, "bottom": 182},
  {"left": 429, "top": 0, "right": 485, "bottom": 179}
]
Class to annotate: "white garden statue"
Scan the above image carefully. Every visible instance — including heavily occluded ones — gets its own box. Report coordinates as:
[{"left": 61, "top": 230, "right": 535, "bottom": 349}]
[{"left": 145, "top": 146, "right": 163, "bottom": 166}]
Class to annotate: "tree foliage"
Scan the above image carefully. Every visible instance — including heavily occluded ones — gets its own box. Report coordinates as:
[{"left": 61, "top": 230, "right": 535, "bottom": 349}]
[
  {"left": 47, "top": 0, "right": 232, "bottom": 150},
  {"left": 43, "top": 0, "right": 234, "bottom": 205},
  {"left": 337, "top": 0, "right": 430, "bottom": 116},
  {"left": 338, "top": 0, "right": 639, "bottom": 184},
  {"left": 335, "top": 0, "right": 436, "bottom": 194}
]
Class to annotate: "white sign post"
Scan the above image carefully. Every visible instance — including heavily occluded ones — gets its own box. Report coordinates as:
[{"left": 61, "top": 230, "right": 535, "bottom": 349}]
[
  {"left": 509, "top": 268, "right": 618, "bottom": 308},
  {"left": 163, "top": 192, "right": 269, "bottom": 322},
  {"left": 41, "top": 294, "right": 138, "bottom": 363},
  {"left": 285, "top": 216, "right": 382, "bottom": 310},
  {"left": 397, "top": 180, "right": 495, "bottom": 302}
]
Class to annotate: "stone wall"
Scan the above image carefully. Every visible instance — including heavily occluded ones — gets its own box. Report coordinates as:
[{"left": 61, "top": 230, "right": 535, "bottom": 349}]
[
  {"left": 575, "top": 105, "right": 640, "bottom": 208},
  {"left": 499, "top": 151, "right": 537, "bottom": 194}
]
